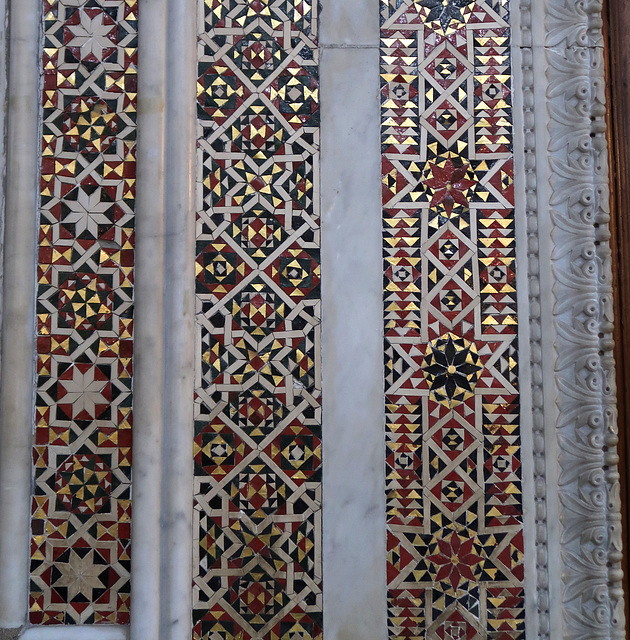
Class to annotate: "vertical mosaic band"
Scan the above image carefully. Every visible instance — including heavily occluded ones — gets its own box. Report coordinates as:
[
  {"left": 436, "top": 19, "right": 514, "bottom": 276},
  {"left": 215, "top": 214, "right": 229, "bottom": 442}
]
[
  {"left": 192, "top": 0, "right": 322, "bottom": 638},
  {"left": 30, "top": 0, "right": 137, "bottom": 624},
  {"left": 380, "top": 1, "right": 525, "bottom": 637}
]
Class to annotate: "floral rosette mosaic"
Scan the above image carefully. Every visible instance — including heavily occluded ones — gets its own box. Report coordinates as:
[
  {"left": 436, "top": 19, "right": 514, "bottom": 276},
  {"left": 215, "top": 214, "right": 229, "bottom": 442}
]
[{"left": 380, "top": 0, "right": 525, "bottom": 637}]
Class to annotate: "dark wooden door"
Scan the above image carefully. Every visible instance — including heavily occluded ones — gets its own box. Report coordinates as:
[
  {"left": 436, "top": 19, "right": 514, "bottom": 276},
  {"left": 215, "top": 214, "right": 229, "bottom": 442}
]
[{"left": 604, "top": 0, "right": 630, "bottom": 628}]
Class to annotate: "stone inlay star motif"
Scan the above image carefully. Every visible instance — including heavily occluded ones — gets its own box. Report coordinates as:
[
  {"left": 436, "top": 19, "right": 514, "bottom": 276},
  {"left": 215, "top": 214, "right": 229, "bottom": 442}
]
[
  {"left": 57, "top": 364, "right": 111, "bottom": 420},
  {"left": 52, "top": 549, "right": 113, "bottom": 602},
  {"left": 65, "top": 9, "right": 117, "bottom": 64},
  {"left": 55, "top": 453, "right": 112, "bottom": 515},
  {"left": 422, "top": 333, "right": 482, "bottom": 407},
  {"left": 427, "top": 530, "right": 484, "bottom": 590},
  {"left": 423, "top": 158, "right": 476, "bottom": 216}
]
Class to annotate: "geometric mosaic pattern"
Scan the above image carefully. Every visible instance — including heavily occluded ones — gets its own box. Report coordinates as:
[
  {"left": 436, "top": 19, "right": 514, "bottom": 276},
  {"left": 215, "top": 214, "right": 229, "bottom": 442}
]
[
  {"left": 381, "top": 0, "right": 525, "bottom": 636},
  {"left": 193, "top": 0, "right": 322, "bottom": 637},
  {"left": 30, "top": 0, "right": 136, "bottom": 624}
]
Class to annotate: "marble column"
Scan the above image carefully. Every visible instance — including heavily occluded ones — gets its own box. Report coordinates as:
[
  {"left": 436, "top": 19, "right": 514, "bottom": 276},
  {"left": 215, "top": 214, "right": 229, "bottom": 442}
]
[
  {"left": 131, "top": 0, "right": 196, "bottom": 638},
  {"left": 131, "top": 0, "right": 167, "bottom": 636},
  {"left": 158, "top": 0, "right": 196, "bottom": 637},
  {"left": 0, "top": 0, "right": 6, "bottom": 360},
  {"left": 0, "top": 0, "right": 41, "bottom": 629}
]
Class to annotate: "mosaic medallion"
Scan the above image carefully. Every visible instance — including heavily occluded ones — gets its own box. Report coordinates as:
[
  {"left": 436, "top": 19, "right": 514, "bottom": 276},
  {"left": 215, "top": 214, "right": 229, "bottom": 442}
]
[
  {"left": 381, "top": 0, "right": 525, "bottom": 636},
  {"left": 422, "top": 333, "right": 481, "bottom": 407},
  {"left": 193, "top": 0, "right": 322, "bottom": 637},
  {"left": 29, "top": 0, "right": 136, "bottom": 624}
]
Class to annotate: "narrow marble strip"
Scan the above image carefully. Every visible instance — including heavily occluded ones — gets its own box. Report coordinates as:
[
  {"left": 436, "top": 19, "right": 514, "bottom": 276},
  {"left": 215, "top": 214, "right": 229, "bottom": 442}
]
[
  {"left": 320, "top": 46, "right": 387, "bottom": 640},
  {"left": 20, "top": 625, "right": 128, "bottom": 640},
  {"left": 0, "top": 0, "right": 7, "bottom": 361},
  {"left": 131, "top": 0, "right": 167, "bottom": 636},
  {"left": 509, "top": 40, "right": 540, "bottom": 640},
  {"left": 529, "top": 38, "right": 563, "bottom": 640},
  {"left": 0, "top": 0, "right": 41, "bottom": 627},
  {"left": 192, "top": 0, "right": 323, "bottom": 636},
  {"left": 380, "top": 0, "right": 526, "bottom": 636},
  {"left": 29, "top": 0, "right": 138, "bottom": 624},
  {"left": 158, "top": 0, "right": 197, "bottom": 636}
]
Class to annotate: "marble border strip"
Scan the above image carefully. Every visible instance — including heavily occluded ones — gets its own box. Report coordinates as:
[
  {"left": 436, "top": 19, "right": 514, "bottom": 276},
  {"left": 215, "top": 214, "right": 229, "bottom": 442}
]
[
  {"left": 20, "top": 626, "right": 128, "bottom": 640},
  {"left": 0, "top": 0, "right": 41, "bottom": 628},
  {"left": 510, "top": 36, "right": 543, "bottom": 640},
  {"left": 320, "top": 43, "right": 388, "bottom": 640},
  {"left": 158, "top": 0, "right": 196, "bottom": 637},
  {"left": 514, "top": 0, "right": 557, "bottom": 637},
  {"left": 0, "top": 0, "right": 7, "bottom": 367},
  {"left": 132, "top": 0, "right": 196, "bottom": 637},
  {"left": 131, "top": 0, "right": 167, "bottom": 634},
  {"left": 320, "top": 2, "right": 386, "bottom": 638}
]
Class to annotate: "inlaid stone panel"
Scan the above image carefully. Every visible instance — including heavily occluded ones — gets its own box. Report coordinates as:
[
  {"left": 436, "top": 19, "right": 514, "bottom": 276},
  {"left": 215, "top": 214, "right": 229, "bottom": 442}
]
[
  {"left": 380, "top": 0, "right": 525, "bottom": 637},
  {"left": 30, "top": 0, "right": 137, "bottom": 624},
  {"left": 193, "top": 0, "right": 322, "bottom": 637}
]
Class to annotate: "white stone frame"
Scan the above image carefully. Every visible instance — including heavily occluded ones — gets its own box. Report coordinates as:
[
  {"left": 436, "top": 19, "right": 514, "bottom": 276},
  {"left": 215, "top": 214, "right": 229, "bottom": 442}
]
[
  {"left": 0, "top": 0, "right": 625, "bottom": 640},
  {"left": 514, "top": 0, "right": 625, "bottom": 638}
]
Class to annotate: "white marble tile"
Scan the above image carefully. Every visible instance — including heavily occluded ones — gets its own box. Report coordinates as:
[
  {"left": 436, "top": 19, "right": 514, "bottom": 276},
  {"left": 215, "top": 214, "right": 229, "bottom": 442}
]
[
  {"left": 20, "top": 626, "right": 127, "bottom": 640},
  {"left": 320, "top": 0, "right": 379, "bottom": 47},
  {"left": 321, "top": 47, "right": 387, "bottom": 640}
]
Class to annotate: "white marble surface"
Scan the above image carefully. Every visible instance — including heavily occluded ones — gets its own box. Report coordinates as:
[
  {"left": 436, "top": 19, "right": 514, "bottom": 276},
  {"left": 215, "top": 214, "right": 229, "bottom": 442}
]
[
  {"left": 0, "top": 0, "right": 6, "bottom": 371},
  {"left": 321, "top": 46, "right": 387, "bottom": 640},
  {"left": 130, "top": 0, "right": 167, "bottom": 637},
  {"left": 530, "top": 39, "right": 566, "bottom": 640},
  {"left": 320, "top": 0, "right": 379, "bottom": 46},
  {"left": 0, "top": 0, "right": 617, "bottom": 637},
  {"left": 19, "top": 626, "right": 127, "bottom": 640},
  {"left": 158, "top": 1, "right": 196, "bottom": 638},
  {"left": 131, "top": 1, "right": 197, "bottom": 638},
  {"left": 0, "top": 0, "right": 43, "bottom": 627}
]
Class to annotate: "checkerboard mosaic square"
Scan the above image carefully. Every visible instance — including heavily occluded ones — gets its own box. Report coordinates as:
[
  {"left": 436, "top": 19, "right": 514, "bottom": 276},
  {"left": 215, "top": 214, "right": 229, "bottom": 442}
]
[
  {"left": 380, "top": 0, "right": 525, "bottom": 637},
  {"left": 193, "top": 0, "right": 322, "bottom": 637},
  {"left": 29, "top": 0, "right": 136, "bottom": 624}
]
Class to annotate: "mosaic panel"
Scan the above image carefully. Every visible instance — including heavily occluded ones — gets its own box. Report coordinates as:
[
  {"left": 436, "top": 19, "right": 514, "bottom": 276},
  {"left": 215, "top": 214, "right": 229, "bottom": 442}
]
[
  {"left": 30, "top": 0, "right": 136, "bottom": 624},
  {"left": 380, "top": 0, "right": 525, "bottom": 637},
  {"left": 193, "top": 0, "right": 322, "bottom": 638}
]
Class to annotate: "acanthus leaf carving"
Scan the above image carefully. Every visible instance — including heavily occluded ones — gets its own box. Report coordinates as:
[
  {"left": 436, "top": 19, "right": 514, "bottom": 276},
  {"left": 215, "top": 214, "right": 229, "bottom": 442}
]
[{"left": 544, "top": 0, "right": 625, "bottom": 638}]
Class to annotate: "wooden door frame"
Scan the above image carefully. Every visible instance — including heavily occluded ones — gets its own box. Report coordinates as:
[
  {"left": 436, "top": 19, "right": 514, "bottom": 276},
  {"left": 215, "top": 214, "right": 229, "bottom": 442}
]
[{"left": 603, "top": 0, "right": 630, "bottom": 628}]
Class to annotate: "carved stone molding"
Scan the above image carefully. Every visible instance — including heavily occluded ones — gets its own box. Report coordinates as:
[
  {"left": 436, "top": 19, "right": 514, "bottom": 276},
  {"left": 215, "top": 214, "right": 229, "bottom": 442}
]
[
  {"left": 542, "top": 0, "right": 625, "bottom": 638},
  {"left": 517, "top": 0, "right": 552, "bottom": 637}
]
